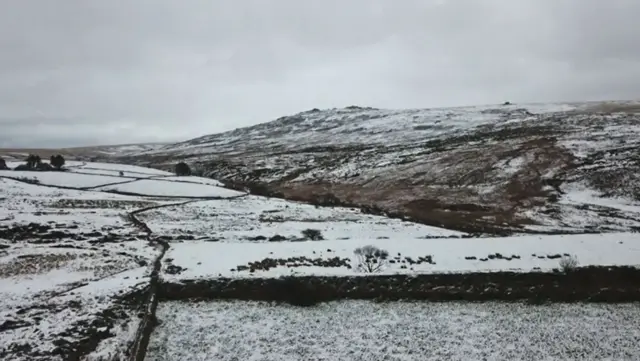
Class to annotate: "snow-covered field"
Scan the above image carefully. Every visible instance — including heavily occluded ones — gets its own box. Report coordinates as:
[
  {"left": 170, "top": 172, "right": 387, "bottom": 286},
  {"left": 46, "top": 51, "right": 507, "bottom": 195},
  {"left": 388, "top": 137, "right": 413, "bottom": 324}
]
[
  {"left": 132, "top": 189, "right": 640, "bottom": 280},
  {"left": 0, "top": 171, "right": 161, "bottom": 360},
  {"left": 3, "top": 161, "right": 242, "bottom": 197},
  {"left": 2, "top": 266, "right": 149, "bottom": 361},
  {"left": 158, "top": 176, "right": 224, "bottom": 187},
  {"left": 162, "top": 233, "right": 640, "bottom": 280},
  {"left": 1, "top": 160, "right": 640, "bottom": 360},
  {"left": 6, "top": 170, "right": 138, "bottom": 188},
  {"left": 137, "top": 195, "right": 463, "bottom": 241},
  {"left": 0, "top": 162, "right": 212, "bottom": 360},
  {"left": 94, "top": 178, "right": 243, "bottom": 198},
  {"left": 147, "top": 300, "right": 640, "bottom": 361}
]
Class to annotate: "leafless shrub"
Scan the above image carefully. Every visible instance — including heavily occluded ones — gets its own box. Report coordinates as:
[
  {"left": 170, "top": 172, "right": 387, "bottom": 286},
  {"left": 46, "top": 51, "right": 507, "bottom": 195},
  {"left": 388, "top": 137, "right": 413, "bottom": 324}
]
[
  {"left": 559, "top": 254, "right": 579, "bottom": 272},
  {"left": 301, "top": 228, "right": 324, "bottom": 241},
  {"left": 354, "top": 245, "right": 389, "bottom": 273}
]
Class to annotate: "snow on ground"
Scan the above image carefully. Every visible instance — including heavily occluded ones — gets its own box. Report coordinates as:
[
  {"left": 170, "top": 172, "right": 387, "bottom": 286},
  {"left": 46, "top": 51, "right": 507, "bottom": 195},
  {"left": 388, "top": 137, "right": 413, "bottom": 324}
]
[
  {"left": 0, "top": 177, "right": 163, "bottom": 233},
  {"left": 0, "top": 245, "right": 145, "bottom": 303},
  {"left": 147, "top": 300, "right": 640, "bottom": 361},
  {"left": 4, "top": 160, "right": 171, "bottom": 177},
  {"left": 6, "top": 160, "right": 81, "bottom": 170},
  {"left": 2, "top": 162, "right": 242, "bottom": 200},
  {"left": 560, "top": 183, "right": 640, "bottom": 213},
  {"left": 158, "top": 175, "right": 225, "bottom": 187},
  {"left": 495, "top": 155, "right": 525, "bottom": 176},
  {"left": 2, "top": 159, "right": 640, "bottom": 359},
  {"left": 0, "top": 233, "right": 155, "bottom": 360},
  {"left": 1, "top": 170, "right": 137, "bottom": 188},
  {"left": 520, "top": 183, "right": 640, "bottom": 233},
  {"left": 0, "top": 161, "right": 248, "bottom": 359},
  {"left": 71, "top": 162, "right": 172, "bottom": 176},
  {"left": 153, "top": 102, "right": 583, "bottom": 155},
  {"left": 0, "top": 213, "right": 157, "bottom": 326},
  {"left": 0, "top": 164, "right": 170, "bottom": 360},
  {"left": 94, "top": 178, "right": 245, "bottom": 198},
  {"left": 138, "top": 195, "right": 462, "bottom": 240},
  {"left": 2, "top": 267, "right": 149, "bottom": 361},
  {"left": 162, "top": 233, "right": 640, "bottom": 280},
  {"left": 90, "top": 143, "right": 169, "bottom": 156},
  {"left": 67, "top": 167, "right": 161, "bottom": 178}
]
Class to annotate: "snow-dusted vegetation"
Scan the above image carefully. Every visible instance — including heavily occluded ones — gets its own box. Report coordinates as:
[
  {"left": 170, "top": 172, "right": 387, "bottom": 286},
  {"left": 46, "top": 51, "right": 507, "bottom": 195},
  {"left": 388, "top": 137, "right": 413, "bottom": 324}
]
[
  {"left": 1, "top": 154, "right": 639, "bottom": 360},
  {"left": 147, "top": 300, "right": 640, "bottom": 361},
  {"left": 127, "top": 101, "right": 640, "bottom": 236},
  {"left": 160, "top": 233, "right": 640, "bottom": 280},
  {"left": 0, "top": 162, "right": 249, "bottom": 360}
]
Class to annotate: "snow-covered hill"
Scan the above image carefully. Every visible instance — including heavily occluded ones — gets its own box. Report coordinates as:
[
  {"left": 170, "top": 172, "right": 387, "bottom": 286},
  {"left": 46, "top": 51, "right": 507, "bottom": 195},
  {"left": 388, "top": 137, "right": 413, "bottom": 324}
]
[
  {"left": 117, "top": 100, "right": 640, "bottom": 235},
  {"left": 1, "top": 162, "right": 639, "bottom": 360}
]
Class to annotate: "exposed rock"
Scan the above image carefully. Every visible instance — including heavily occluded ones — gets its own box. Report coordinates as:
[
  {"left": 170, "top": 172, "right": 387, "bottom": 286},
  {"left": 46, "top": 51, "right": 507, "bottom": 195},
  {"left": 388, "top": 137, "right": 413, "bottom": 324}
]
[
  {"left": 233, "top": 256, "right": 352, "bottom": 272},
  {"left": 165, "top": 264, "right": 186, "bottom": 275}
]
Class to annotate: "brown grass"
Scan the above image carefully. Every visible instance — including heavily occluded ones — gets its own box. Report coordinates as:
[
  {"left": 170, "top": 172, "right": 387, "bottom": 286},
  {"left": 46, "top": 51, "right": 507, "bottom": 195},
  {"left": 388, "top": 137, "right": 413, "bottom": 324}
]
[
  {"left": 578, "top": 102, "right": 640, "bottom": 115},
  {"left": 270, "top": 136, "right": 577, "bottom": 233}
]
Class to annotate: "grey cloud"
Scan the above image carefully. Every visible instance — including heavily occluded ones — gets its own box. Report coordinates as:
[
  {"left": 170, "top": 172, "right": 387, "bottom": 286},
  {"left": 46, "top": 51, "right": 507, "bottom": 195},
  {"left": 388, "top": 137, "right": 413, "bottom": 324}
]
[{"left": 1, "top": 0, "right": 639, "bottom": 147}]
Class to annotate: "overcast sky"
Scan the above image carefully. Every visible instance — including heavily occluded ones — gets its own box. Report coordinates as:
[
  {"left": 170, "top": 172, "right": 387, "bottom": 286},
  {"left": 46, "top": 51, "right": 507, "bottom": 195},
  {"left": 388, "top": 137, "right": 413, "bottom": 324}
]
[{"left": 1, "top": 0, "right": 639, "bottom": 148}]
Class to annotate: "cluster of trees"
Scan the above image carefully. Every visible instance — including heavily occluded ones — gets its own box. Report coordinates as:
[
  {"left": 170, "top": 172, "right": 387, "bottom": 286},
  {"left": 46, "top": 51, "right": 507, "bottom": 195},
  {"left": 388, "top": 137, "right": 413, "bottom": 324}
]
[
  {"left": 25, "top": 154, "right": 65, "bottom": 170},
  {"left": 25, "top": 154, "right": 41, "bottom": 168},
  {"left": 0, "top": 154, "right": 66, "bottom": 171}
]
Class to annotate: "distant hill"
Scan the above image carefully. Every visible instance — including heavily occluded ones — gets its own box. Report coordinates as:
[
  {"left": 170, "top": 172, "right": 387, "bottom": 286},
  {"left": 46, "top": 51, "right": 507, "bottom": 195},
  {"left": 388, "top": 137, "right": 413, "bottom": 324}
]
[
  {"left": 114, "top": 100, "right": 640, "bottom": 235},
  {"left": 0, "top": 142, "right": 168, "bottom": 161}
]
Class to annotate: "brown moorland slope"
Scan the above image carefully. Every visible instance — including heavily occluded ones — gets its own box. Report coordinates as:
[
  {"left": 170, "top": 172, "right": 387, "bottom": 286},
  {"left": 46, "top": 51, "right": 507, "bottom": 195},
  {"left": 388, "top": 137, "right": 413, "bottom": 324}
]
[{"left": 104, "top": 101, "right": 640, "bottom": 234}]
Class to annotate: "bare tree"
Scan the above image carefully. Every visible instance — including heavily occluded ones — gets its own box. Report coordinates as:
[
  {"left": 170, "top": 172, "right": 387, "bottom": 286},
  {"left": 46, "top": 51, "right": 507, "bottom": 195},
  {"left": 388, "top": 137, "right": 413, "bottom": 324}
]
[
  {"left": 301, "top": 228, "right": 324, "bottom": 241},
  {"left": 559, "top": 254, "right": 579, "bottom": 272},
  {"left": 354, "top": 245, "right": 389, "bottom": 273}
]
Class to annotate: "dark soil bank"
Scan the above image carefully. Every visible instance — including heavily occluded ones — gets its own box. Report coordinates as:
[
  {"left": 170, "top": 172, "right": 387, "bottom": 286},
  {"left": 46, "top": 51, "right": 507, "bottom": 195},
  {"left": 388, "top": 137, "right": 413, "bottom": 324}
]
[{"left": 159, "top": 266, "right": 640, "bottom": 305}]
